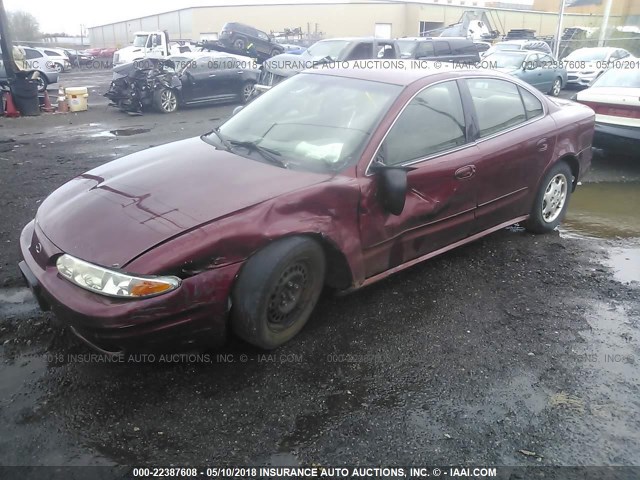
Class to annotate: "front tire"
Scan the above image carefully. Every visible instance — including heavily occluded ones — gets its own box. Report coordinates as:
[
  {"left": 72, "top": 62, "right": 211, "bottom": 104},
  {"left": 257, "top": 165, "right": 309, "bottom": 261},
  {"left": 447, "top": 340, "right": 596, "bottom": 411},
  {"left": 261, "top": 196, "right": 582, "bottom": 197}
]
[
  {"left": 35, "top": 74, "right": 48, "bottom": 93},
  {"left": 231, "top": 236, "right": 325, "bottom": 350},
  {"left": 524, "top": 162, "right": 573, "bottom": 233},
  {"left": 153, "top": 88, "right": 178, "bottom": 113},
  {"left": 233, "top": 37, "right": 246, "bottom": 50}
]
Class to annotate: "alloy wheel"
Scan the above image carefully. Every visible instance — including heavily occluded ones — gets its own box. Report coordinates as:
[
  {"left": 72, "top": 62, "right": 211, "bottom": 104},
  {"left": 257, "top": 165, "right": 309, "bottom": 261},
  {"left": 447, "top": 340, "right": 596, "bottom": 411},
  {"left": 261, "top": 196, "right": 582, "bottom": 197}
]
[
  {"left": 160, "top": 90, "right": 177, "bottom": 113},
  {"left": 541, "top": 173, "right": 567, "bottom": 223}
]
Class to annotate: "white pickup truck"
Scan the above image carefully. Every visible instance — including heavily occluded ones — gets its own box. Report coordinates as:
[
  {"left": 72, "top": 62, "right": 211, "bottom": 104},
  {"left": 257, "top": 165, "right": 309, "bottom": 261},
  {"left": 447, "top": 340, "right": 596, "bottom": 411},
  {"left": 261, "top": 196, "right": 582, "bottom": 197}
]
[{"left": 112, "top": 31, "right": 193, "bottom": 66}]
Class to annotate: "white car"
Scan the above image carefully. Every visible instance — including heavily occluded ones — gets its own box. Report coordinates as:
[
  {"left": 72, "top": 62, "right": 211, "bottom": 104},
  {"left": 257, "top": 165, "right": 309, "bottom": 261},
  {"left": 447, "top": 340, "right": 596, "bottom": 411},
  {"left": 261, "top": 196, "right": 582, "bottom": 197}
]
[
  {"left": 37, "top": 47, "right": 72, "bottom": 72},
  {"left": 563, "top": 47, "right": 632, "bottom": 87},
  {"left": 576, "top": 67, "right": 640, "bottom": 155}
]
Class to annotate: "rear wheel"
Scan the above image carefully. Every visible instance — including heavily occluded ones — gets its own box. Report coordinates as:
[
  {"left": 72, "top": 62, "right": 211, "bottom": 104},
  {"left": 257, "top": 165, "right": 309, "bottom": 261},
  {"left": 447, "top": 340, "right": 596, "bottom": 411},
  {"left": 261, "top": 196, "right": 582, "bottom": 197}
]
[
  {"left": 153, "top": 88, "right": 178, "bottom": 113},
  {"left": 231, "top": 236, "right": 325, "bottom": 350},
  {"left": 240, "top": 81, "right": 255, "bottom": 103},
  {"left": 524, "top": 162, "right": 572, "bottom": 233},
  {"left": 270, "top": 48, "right": 281, "bottom": 57},
  {"left": 549, "top": 77, "right": 562, "bottom": 97}
]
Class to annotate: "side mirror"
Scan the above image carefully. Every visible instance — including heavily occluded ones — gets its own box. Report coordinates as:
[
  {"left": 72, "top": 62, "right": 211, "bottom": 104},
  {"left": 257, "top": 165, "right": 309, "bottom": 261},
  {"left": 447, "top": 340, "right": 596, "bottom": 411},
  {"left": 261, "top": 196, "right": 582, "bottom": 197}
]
[
  {"left": 370, "top": 162, "right": 411, "bottom": 216},
  {"left": 232, "top": 105, "right": 244, "bottom": 116}
]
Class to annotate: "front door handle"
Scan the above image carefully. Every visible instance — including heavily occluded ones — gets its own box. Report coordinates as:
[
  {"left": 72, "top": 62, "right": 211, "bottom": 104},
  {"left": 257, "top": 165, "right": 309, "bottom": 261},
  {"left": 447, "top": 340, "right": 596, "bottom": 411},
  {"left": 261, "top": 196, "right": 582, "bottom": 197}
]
[
  {"left": 536, "top": 138, "right": 548, "bottom": 152},
  {"left": 454, "top": 165, "right": 476, "bottom": 180},
  {"left": 209, "top": 74, "right": 217, "bottom": 77}
]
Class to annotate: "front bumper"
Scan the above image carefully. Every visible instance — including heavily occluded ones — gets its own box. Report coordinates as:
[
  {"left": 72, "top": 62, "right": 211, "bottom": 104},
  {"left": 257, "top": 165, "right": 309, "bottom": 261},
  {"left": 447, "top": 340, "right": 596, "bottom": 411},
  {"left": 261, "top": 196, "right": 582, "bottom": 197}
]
[
  {"left": 19, "top": 220, "right": 240, "bottom": 353},
  {"left": 593, "top": 122, "right": 640, "bottom": 155},
  {"left": 566, "top": 71, "right": 599, "bottom": 87}
]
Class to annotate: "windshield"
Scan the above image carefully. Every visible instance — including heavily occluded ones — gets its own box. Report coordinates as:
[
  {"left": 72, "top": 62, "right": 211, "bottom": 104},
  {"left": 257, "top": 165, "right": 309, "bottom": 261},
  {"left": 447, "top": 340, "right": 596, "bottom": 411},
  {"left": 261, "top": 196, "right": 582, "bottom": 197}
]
[
  {"left": 486, "top": 52, "right": 527, "bottom": 68},
  {"left": 591, "top": 68, "right": 640, "bottom": 88},
  {"left": 209, "top": 73, "right": 402, "bottom": 172},
  {"left": 396, "top": 40, "right": 417, "bottom": 58},
  {"left": 495, "top": 43, "right": 522, "bottom": 51},
  {"left": 565, "top": 49, "right": 609, "bottom": 61},
  {"left": 305, "top": 40, "right": 351, "bottom": 60},
  {"left": 132, "top": 35, "right": 149, "bottom": 48}
]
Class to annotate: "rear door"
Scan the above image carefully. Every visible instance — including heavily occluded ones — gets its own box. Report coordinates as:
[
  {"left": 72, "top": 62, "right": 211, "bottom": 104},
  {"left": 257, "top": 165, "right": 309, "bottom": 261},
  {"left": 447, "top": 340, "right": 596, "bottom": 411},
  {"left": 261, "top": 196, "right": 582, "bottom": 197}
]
[
  {"left": 358, "top": 80, "right": 479, "bottom": 277},
  {"left": 463, "top": 78, "right": 556, "bottom": 232}
]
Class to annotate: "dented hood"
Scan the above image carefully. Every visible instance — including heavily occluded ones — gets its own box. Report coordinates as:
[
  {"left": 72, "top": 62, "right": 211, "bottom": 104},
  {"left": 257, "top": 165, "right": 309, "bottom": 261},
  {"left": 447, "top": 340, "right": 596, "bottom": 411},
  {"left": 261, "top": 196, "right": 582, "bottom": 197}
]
[{"left": 36, "top": 137, "right": 331, "bottom": 267}]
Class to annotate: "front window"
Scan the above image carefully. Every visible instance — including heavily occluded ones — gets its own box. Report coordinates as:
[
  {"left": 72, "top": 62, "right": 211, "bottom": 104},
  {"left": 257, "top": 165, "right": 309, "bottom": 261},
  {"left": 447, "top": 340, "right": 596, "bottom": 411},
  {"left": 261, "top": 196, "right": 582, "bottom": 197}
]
[
  {"left": 305, "top": 40, "right": 351, "bottom": 61},
  {"left": 210, "top": 73, "right": 402, "bottom": 171},
  {"left": 396, "top": 40, "right": 417, "bottom": 58},
  {"left": 591, "top": 68, "right": 640, "bottom": 88},
  {"left": 132, "top": 34, "right": 149, "bottom": 48}
]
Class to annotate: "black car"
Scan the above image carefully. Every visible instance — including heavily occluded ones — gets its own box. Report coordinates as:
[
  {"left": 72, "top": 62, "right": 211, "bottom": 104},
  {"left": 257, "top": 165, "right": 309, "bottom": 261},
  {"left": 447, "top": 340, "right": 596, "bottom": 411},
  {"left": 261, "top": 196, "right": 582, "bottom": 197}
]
[
  {"left": 105, "top": 54, "right": 258, "bottom": 114},
  {"left": 396, "top": 37, "right": 480, "bottom": 64},
  {"left": 219, "top": 22, "right": 284, "bottom": 60}
]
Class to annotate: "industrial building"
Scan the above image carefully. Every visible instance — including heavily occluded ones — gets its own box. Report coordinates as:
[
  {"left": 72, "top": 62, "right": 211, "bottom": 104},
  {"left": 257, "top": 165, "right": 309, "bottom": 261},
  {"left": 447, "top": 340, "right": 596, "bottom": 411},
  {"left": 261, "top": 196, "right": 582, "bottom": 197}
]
[{"left": 87, "top": 0, "right": 625, "bottom": 48}]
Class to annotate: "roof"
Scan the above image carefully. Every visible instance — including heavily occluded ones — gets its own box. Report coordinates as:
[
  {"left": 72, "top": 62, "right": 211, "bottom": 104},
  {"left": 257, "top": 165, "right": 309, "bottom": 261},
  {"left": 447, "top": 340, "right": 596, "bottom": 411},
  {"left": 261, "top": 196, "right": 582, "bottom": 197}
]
[{"left": 303, "top": 59, "right": 511, "bottom": 86}]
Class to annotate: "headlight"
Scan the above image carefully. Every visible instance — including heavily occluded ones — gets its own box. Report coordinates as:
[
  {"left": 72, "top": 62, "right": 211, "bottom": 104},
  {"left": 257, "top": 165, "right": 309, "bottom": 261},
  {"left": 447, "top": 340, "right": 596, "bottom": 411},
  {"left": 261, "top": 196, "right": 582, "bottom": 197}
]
[{"left": 56, "top": 254, "right": 180, "bottom": 298}]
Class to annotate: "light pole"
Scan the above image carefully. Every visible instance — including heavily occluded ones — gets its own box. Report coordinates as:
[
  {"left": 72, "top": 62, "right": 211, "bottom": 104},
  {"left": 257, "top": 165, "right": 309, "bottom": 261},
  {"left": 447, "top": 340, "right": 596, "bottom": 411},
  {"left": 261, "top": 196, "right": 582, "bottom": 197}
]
[
  {"left": 598, "top": 0, "right": 614, "bottom": 47},
  {"left": 80, "top": 23, "right": 85, "bottom": 46},
  {"left": 553, "top": 0, "right": 566, "bottom": 59}
]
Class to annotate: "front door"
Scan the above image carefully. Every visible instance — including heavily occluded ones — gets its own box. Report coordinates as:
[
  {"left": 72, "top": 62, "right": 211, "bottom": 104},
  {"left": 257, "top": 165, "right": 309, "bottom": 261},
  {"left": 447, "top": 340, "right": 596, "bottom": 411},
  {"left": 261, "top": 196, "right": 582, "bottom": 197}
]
[{"left": 358, "top": 80, "right": 478, "bottom": 278}]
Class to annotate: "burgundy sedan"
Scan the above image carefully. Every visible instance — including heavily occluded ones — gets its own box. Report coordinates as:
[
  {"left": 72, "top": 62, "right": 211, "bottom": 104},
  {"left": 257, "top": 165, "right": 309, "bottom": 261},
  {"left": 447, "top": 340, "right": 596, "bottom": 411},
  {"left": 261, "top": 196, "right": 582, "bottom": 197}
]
[{"left": 19, "top": 63, "right": 595, "bottom": 353}]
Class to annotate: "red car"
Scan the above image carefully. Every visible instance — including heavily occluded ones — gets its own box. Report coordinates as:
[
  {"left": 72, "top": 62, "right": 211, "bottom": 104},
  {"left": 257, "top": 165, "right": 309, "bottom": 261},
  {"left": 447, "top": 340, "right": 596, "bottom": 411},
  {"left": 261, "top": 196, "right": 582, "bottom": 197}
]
[{"left": 19, "top": 63, "right": 595, "bottom": 353}]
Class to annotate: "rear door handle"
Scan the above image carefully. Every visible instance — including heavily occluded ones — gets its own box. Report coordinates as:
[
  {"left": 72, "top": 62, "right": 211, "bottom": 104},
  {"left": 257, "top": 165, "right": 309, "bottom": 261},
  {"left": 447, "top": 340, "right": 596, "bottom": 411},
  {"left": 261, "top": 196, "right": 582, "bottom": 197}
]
[
  {"left": 209, "top": 74, "right": 217, "bottom": 77},
  {"left": 454, "top": 165, "right": 476, "bottom": 180},
  {"left": 536, "top": 138, "right": 548, "bottom": 152}
]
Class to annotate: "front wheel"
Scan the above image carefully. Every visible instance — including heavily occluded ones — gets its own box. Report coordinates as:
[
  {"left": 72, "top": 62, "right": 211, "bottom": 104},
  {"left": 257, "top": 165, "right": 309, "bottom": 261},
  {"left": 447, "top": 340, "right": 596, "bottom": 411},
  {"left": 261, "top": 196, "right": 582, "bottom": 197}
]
[
  {"left": 153, "top": 88, "right": 178, "bottom": 113},
  {"left": 231, "top": 236, "right": 325, "bottom": 350},
  {"left": 549, "top": 77, "right": 562, "bottom": 97},
  {"left": 524, "top": 162, "right": 573, "bottom": 233},
  {"left": 233, "top": 38, "right": 246, "bottom": 50},
  {"left": 35, "top": 74, "right": 48, "bottom": 93}
]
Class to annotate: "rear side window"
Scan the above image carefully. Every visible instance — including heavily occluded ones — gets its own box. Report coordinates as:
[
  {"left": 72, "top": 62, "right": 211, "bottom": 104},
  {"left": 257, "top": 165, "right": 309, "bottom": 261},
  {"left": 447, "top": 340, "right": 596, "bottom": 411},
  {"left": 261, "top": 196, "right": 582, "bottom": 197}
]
[
  {"left": 466, "top": 79, "right": 527, "bottom": 137},
  {"left": 519, "top": 87, "right": 543, "bottom": 119},
  {"left": 434, "top": 41, "right": 451, "bottom": 56},
  {"left": 349, "top": 43, "right": 374, "bottom": 60},
  {"left": 44, "top": 50, "right": 58, "bottom": 56},
  {"left": 383, "top": 80, "right": 466, "bottom": 165}
]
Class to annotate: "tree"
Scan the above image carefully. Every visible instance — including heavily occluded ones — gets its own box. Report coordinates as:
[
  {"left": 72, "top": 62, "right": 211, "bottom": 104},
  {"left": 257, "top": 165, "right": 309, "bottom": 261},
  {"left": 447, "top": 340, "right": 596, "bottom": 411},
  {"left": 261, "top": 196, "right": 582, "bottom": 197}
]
[{"left": 7, "top": 10, "right": 41, "bottom": 42}]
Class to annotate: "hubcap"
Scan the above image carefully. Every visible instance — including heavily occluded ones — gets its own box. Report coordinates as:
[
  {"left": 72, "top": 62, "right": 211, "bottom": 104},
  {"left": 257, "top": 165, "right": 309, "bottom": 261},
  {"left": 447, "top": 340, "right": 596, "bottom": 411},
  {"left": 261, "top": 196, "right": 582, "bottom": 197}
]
[
  {"left": 161, "top": 90, "right": 177, "bottom": 112},
  {"left": 542, "top": 173, "right": 567, "bottom": 223},
  {"left": 267, "top": 262, "right": 309, "bottom": 330}
]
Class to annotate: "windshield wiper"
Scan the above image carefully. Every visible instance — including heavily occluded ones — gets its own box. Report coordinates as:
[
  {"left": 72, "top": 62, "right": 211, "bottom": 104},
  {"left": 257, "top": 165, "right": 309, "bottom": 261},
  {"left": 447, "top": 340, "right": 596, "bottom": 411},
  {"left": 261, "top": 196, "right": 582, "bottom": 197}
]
[
  {"left": 229, "top": 140, "right": 288, "bottom": 168},
  {"left": 202, "top": 128, "right": 233, "bottom": 151}
]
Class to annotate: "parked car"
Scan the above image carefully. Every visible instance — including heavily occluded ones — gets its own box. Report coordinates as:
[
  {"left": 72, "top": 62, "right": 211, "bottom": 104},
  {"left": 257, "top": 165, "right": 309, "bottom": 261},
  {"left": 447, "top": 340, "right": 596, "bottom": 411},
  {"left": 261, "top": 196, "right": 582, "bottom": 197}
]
[
  {"left": 563, "top": 47, "right": 632, "bottom": 87},
  {"left": 482, "top": 40, "right": 552, "bottom": 58},
  {"left": 64, "top": 49, "right": 95, "bottom": 66},
  {"left": 19, "top": 62, "right": 594, "bottom": 353},
  {"left": 4, "top": 47, "right": 59, "bottom": 92},
  {"left": 105, "top": 52, "right": 258, "bottom": 114},
  {"left": 219, "top": 22, "right": 284, "bottom": 60},
  {"left": 485, "top": 50, "right": 567, "bottom": 96},
  {"left": 256, "top": 37, "right": 399, "bottom": 93},
  {"left": 576, "top": 67, "right": 639, "bottom": 155},
  {"left": 36, "top": 47, "right": 71, "bottom": 73},
  {"left": 396, "top": 37, "right": 480, "bottom": 63}
]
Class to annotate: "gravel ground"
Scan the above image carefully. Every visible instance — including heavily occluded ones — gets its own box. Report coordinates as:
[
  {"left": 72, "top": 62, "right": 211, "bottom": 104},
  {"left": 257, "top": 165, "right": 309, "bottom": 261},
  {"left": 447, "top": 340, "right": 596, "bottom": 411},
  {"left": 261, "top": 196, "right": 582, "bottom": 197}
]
[{"left": 0, "top": 70, "right": 639, "bottom": 472}]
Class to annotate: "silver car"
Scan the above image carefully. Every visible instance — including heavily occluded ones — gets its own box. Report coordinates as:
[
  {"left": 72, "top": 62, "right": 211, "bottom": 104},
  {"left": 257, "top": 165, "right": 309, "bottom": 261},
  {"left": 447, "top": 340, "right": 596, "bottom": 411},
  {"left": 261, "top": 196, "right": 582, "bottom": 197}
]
[
  {"left": 19, "top": 47, "right": 60, "bottom": 91},
  {"left": 563, "top": 47, "right": 632, "bottom": 87}
]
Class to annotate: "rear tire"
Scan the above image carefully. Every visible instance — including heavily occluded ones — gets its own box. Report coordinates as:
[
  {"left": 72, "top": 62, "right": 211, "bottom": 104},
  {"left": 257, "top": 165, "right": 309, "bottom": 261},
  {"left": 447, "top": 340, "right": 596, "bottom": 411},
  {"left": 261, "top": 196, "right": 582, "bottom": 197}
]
[
  {"left": 153, "top": 88, "right": 178, "bottom": 113},
  {"left": 240, "top": 81, "right": 255, "bottom": 104},
  {"left": 231, "top": 236, "right": 325, "bottom": 350},
  {"left": 270, "top": 48, "right": 281, "bottom": 57},
  {"left": 549, "top": 77, "right": 562, "bottom": 97},
  {"left": 524, "top": 161, "right": 573, "bottom": 234}
]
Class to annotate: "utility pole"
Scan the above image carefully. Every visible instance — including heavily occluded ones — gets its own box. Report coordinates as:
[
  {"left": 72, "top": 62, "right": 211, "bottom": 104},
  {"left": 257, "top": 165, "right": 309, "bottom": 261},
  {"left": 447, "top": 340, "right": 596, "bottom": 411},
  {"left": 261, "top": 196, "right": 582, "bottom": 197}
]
[
  {"left": 80, "top": 23, "right": 85, "bottom": 46},
  {"left": 553, "top": 0, "right": 566, "bottom": 59},
  {"left": 598, "top": 0, "right": 614, "bottom": 47}
]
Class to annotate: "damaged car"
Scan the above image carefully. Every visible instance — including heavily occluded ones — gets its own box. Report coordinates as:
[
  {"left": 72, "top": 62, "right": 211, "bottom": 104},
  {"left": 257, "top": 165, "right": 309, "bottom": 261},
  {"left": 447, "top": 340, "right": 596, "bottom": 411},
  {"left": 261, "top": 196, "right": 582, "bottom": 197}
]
[
  {"left": 105, "top": 53, "right": 258, "bottom": 114},
  {"left": 20, "top": 63, "right": 594, "bottom": 353}
]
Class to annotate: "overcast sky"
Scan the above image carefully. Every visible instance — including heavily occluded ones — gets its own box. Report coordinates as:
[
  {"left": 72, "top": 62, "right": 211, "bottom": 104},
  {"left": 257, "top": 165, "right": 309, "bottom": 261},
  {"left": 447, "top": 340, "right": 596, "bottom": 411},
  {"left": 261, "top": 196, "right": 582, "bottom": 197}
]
[
  {"left": 4, "top": 0, "right": 200, "bottom": 34},
  {"left": 3, "top": 0, "right": 534, "bottom": 35}
]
